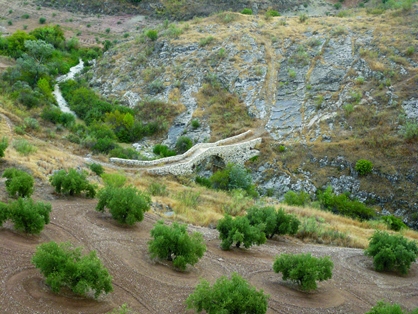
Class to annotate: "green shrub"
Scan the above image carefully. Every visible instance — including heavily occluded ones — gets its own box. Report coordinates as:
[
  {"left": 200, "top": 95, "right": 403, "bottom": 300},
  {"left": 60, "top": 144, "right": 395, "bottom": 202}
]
[
  {"left": 246, "top": 206, "right": 300, "bottom": 239},
  {"left": 401, "top": 121, "right": 418, "bottom": 140},
  {"left": 0, "top": 201, "right": 9, "bottom": 227},
  {"left": 273, "top": 253, "right": 333, "bottom": 290},
  {"left": 153, "top": 144, "right": 176, "bottom": 157},
  {"left": 364, "top": 230, "right": 418, "bottom": 275},
  {"left": 241, "top": 8, "right": 253, "bottom": 15},
  {"left": 9, "top": 198, "right": 51, "bottom": 234},
  {"left": 191, "top": 119, "right": 200, "bottom": 129},
  {"left": 49, "top": 168, "right": 96, "bottom": 197},
  {"left": 39, "top": 17, "right": 46, "bottom": 24},
  {"left": 210, "top": 163, "right": 257, "bottom": 196},
  {"left": 405, "top": 46, "right": 415, "bottom": 56},
  {"left": 148, "top": 220, "right": 206, "bottom": 271},
  {"left": 96, "top": 186, "right": 151, "bottom": 225},
  {"left": 365, "top": 300, "right": 418, "bottom": 314},
  {"left": 13, "top": 139, "right": 37, "bottom": 156},
  {"left": 199, "top": 36, "right": 214, "bottom": 47},
  {"left": 217, "top": 214, "right": 266, "bottom": 250},
  {"left": 175, "top": 136, "right": 193, "bottom": 154},
  {"left": 283, "top": 190, "right": 310, "bottom": 207},
  {"left": 355, "top": 159, "right": 373, "bottom": 175},
  {"left": 334, "top": 2, "right": 342, "bottom": 9},
  {"left": 108, "top": 147, "right": 140, "bottom": 160},
  {"left": 381, "top": 215, "right": 407, "bottom": 231},
  {"left": 0, "top": 137, "right": 8, "bottom": 158},
  {"left": 89, "top": 163, "right": 104, "bottom": 176},
  {"left": 317, "top": 186, "right": 376, "bottom": 220},
  {"left": 145, "top": 29, "right": 158, "bottom": 41},
  {"left": 2, "top": 168, "right": 34, "bottom": 198},
  {"left": 266, "top": 9, "right": 280, "bottom": 17},
  {"left": 147, "top": 182, "right": 168, "bottom": 196},
  {"left": 101, "top": 172, "right": 126, "bottom": 188},
  {"left": 299, "top": 13, "right": 308, "bottom": 23},
  {"left": 32, "top": 241, "right": 113, "bottom": 298},
  {"left": 195, "top": 176, "right": 212, "bottom": 188},
  {"left": 186, "top": 273, "right": 269, "bottom": 314}
]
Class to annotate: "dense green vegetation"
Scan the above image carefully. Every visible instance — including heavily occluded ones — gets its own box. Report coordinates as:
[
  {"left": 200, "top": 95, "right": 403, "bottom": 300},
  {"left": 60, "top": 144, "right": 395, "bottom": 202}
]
[
  {"left": 365, "top": 300, "right": 418, "bottom": 314},
  {"left": 364, "top": 230, "right": 418, "bottom": 275},
  {"left": 148, "top": 220, "right": 206, "bottom": 271},
  {"left": 273, "top": 253, "right": 334, "bottom": 291},
  {"left": 32, "top": 241, "right": 113, "bottom": 298},
  {"left": 217, "top": 214, "right": 266, "bottom": 250},
  {"left": 49, "top": 168, "right": 96, "bottom": 197},
  {"left": 0, "top": 137, "right": 8, "bottom": 158},
  {"left": 186, "top": 273, "right": 269, "bottom": 314},
  {"left": 2, "top": 168, "right": 34, "bottom": 198},
  {"left": 8, "top": 198, "right": 51, "bottom": 234},
  {"left": 96, "top": 185, "right": 151, "bottom": 225},
  {"left": 246, "top": 206, "right": 300, "bottom": 239}
]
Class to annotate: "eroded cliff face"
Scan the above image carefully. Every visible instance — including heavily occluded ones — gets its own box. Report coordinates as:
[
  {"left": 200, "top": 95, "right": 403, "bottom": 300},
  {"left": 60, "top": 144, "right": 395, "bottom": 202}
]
[{"left": 88, "top": 10, "right": 418, "bottom": 226}]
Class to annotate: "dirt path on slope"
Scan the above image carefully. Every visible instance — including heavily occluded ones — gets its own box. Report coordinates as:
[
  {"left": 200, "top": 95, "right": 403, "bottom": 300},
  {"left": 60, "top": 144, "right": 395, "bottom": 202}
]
[{"left": 1, "top": 198, "right": 417, "bottom": 314}]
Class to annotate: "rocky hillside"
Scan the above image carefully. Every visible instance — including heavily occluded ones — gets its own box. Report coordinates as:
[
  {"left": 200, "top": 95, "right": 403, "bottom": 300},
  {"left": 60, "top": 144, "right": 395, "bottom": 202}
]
[{"left": 86, "top": 6, "right": 418, "bottom": 227}]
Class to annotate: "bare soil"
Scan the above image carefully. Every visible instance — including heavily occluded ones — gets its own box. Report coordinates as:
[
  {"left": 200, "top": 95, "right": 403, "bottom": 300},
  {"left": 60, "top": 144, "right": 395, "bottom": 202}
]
[{"left": 1, "top": 196, "right": 417, "bottom": 314}]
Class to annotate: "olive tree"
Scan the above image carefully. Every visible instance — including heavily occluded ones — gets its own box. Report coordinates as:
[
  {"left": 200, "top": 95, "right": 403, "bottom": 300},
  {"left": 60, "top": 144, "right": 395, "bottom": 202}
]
[
  {"left": 273, "top": 253, "right": 334, "bottom": 291},
  {"left": 49, "top": 168, "right": 96, "bottom": 197},
  {"left": 32, "top": 241, "right": 113, "bottom": 299},
  {"left": 9, "top": 198, "right": 51, "bottom": 234},
  {"left": 96, "top": 186, "right": 150, "bottom": 225},
  {"left": 148, "top": 220, "right": 206, "bottom": 271},
  {"left": 246, "top": 206, "right": 300, "bottom": 239},
  {"left": 186, "top": 272, "right": 269, "bottom": 314},
  {"left": 217, "top": 214, "right": 266, "bottom": 250},
  {"left": 364, "top": 230, "right": 418, "bottom": 275},
  {"left": 2, "top": 167, "right": 34, "bottom": 198}
]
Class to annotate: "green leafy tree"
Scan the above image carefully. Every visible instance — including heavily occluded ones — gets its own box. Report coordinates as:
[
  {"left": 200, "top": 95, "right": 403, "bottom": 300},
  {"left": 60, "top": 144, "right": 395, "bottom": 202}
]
[
  {"left": 381, "top": 215, "right": 407, "bottom": 231},
  {"left": 273, "top": 253, "right": 334, "bottom": 291},
  {"left": 2, "top": 168, "right": 34, "bottom": 198},
  {"left": 364, "top": 230, "right": 418, "bottom": 275},
  {"left": 217, "top": 214, "right": 266, "bottom": 250},
  {"left": 96, "top": 186, "right": 151, "bottom": 225},
  {"left": 246, "top": 206, "right": 300, "bottom": 239},
  {"left": 148, "top": 220, "right": 206, "bottom": 271},
  {"left": 283, "top": 190, "right": 310, "bottom": 206},
  {"left": 32, "top": 241, "right": 113, "bottom": 299},
  {"left": 89, "top": 163, "right": 104, "bottom": 176},
  {"left": 210, "top": 163, "right": 257, "bottom": 196},
  {"left": 49, "top": 168, "right": 96, "bottom": 197},
  {"left": 365, "top": 300, "right": 418, "bottom": 314},
  {"left": 0, "top": 137, "right": 8, "bottom": 158},
  {"left": 186, "top": 272, "right": 269, "bottom": 314},
  {"left": 9, "top": 198, "right": 51, "bottom": 234}
]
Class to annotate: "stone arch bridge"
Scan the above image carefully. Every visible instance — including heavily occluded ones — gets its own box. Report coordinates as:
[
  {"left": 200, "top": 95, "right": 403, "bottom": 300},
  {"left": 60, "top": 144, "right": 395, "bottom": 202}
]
[{"left": 110, "top": 130, "right": 262, "bottom": 176}]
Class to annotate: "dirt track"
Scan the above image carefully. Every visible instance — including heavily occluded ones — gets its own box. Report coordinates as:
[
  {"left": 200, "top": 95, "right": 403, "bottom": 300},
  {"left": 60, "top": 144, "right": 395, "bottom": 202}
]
[{"left": 1, "top": 197, "right": 417, "bottom": 314}]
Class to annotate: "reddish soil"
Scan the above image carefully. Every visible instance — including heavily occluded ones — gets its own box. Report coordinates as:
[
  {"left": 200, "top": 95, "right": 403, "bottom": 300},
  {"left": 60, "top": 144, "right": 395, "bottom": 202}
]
[{"left": 1, "top": 197, "right": 417, "bottom": 314}]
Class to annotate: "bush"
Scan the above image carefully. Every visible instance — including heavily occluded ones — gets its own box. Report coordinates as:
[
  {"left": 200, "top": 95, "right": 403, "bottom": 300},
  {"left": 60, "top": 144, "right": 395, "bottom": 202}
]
[
  {"left": 317, "top": 186, "right": 376, "bottom": 220},
  {"left": 175, "top": 136, "right": 193, "bottom": 154},
  {"left": 246, "top": 206, "right": 300, "bottom": 239},
  {"left": 355, "top": 159, "right": 373, "bottom": 175},
  {"left": 241, "top": 8, "right": 253, "bottom": 15},
  {"left": 273, "top": 253, "right": 334, "bottom": 290},
  {"left": 266, "top": 9, "right": 280, "bottom": 17},
  {"left": 49, "top": 168, "right": 96, "bottom": 197},
  {"left": 32, "top": 241, "right": 113, "bottom": 298},
  {"left": 96, "top": 186, "right": 151, "bottom": 225},
  {"left": 210, "top": 163, "right": 257, "bottom": 196},
  {"left": 9, "top": 198, "right": 51, "bottom": 234},
  {"left": 217, "top": 214, "right": 266, "bottom": 250},
  {"left": 364, "top": 230, "right": 418, "bottom": 275},
  {"left": 145, "top": 29, "right": 158, "bottom": 41},
  {"left": 365, "top": 300, "right": 418, "bottom": 314},
  {"left": 101, "top": 172, "right": 127, "bottom": 188},
  {"left": 0, "top": 201, "right": 9, "bottom": 227},
  {"left": 13, "top": 139, "right": 37, "bottom": 156},
  {"left": 191, "top": 119, "right": 200, "bottom": 129},
  {"left": 147, "top": 182, "right": 168, "bottom": 196},
  {"left": 381, "top": 215, "right": 407, "bottom": 231},
  {"left": 199, "top": 36, "right": 214, "bottom": 47},
  {"left": 195, "top": 176, "right": 212, "bottom": 188},
  {"left": 299, "top": 13, "right": 308, "bottom": 23},
  {"left": 153, "top": 144, "right": 176, "bottom": 157},
  {"left": 148, "top": 220, "right": 206, "bottom": 271},
  {"left": 0, "top": 137, "right": 8, "bottom": 158},
  {"left": 39, "top": 17, "right": 46, "bottom": 24},
  {"left": 283, "top": 190, "right": 310, "bottom": 207},
  {"left": 2, "top": 168, "right": 34, "bottom": 198},
  {"left": 186, "top": 273, "right": 269, "bottom": 314},
  {"left": 89, "top": 163, "right": 104, "bottom": 176}
]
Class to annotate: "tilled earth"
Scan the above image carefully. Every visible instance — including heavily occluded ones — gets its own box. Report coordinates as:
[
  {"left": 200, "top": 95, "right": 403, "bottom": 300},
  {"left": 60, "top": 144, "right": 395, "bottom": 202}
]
[{"left": 0, "top": 198, "right": 417, "bottom": 314}]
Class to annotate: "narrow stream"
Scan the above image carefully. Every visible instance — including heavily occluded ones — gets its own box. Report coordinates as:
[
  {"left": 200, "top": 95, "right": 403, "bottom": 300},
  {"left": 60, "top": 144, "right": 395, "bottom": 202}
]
[{"left": 52, "top": 59, "right": 84, "bottom": 116}]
